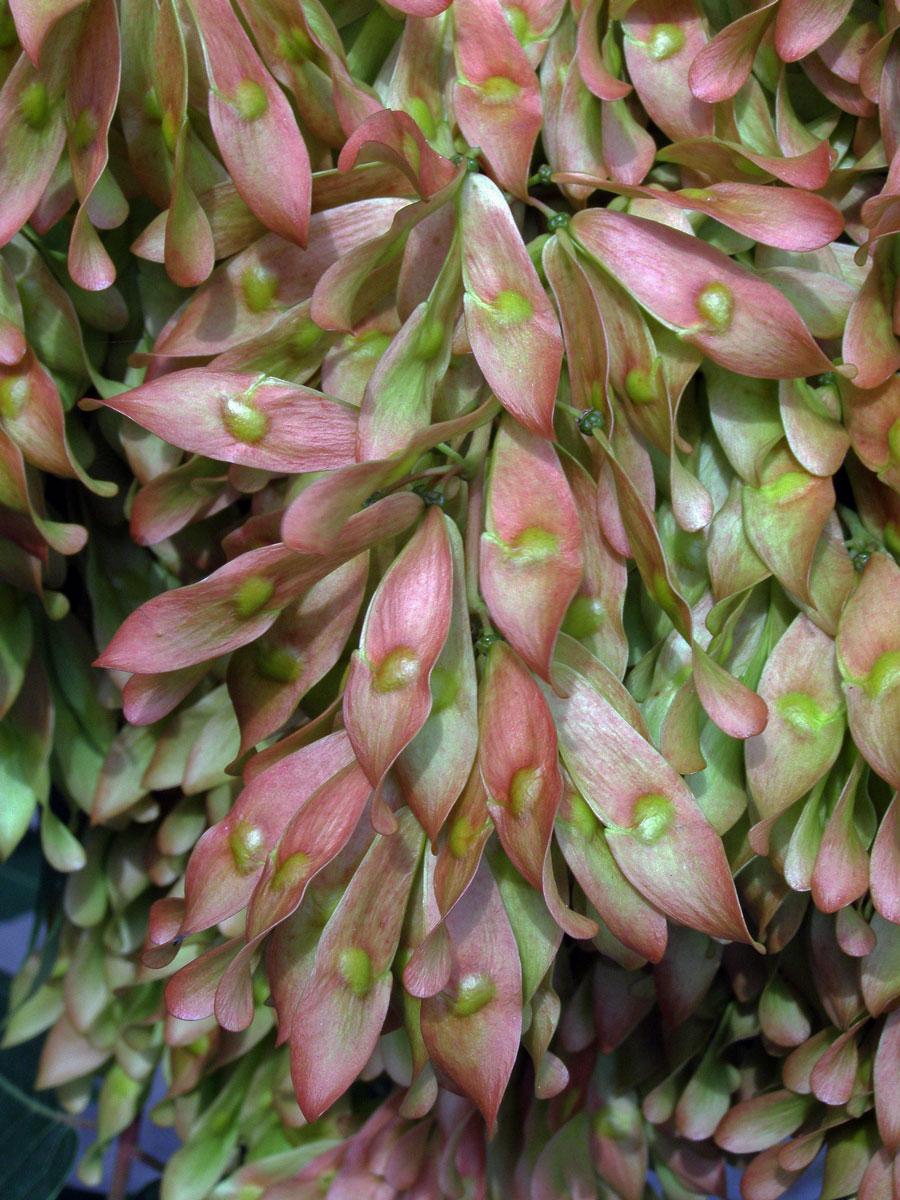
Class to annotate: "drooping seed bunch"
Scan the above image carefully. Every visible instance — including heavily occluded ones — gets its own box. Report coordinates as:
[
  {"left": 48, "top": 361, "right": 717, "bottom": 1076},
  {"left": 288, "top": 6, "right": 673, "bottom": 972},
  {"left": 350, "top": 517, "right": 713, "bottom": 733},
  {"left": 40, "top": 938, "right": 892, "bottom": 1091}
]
[{"left": 1, "top": 0, "right": 900, "bottom": 1197}]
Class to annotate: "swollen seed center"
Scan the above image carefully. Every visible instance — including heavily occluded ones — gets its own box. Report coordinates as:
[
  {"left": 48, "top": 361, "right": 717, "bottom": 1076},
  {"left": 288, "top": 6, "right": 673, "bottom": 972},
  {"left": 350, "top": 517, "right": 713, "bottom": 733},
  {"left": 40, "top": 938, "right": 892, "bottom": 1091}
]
[
  {"left": 256, "top": 643, "right": 302, "bottom": 683},
  {"left": 278, "top": 25, "right": 315, "bottom": 62},
  {"left": 417, "top": 317, "right": 445, "bottom": 360},
  {"left": 241, "top": 266, "right": 279, "bottom": 312},
  {"left": 696, "top": 282, "right": 734, "bottom": 333},
  {"left": 505, "top": 5, "right": 530, "bottom": 44},
  {"left": 338, "top": 946, "right": 373, "bottom": 995},
  {"left": 429, "top": 666, "right": 458, "bottom": 713},
  {"left": 160, "top": 109, "right": 179, "bottom": 153},
  {"left": 407, "top": 97, "right": 436, "bottom": 140},
  {"left": 373, "top": 647, "right": 421, "bottom": 693},
  {"left": 222, "top": 395, "right": 269, "bottom": 445},
  {"left": 647, "top": 23, "right": 685, "bottom": 60},
  {"left": 565, "top": 792, "right": 599, "bottom": 841},
  {"left": 887, "top": 418, "right": 900, "bottom": 465},
  {"left": 234, "top": 79, "right": 268, "bottom": 122},
  {"left": 508, "top": 765, "right": 542, "bottom": 818},
  {"left": 448, "top": 815, "right": 475, "bottom": 859},
  {"left": 490, "top": 289, "right": 533, "bottom": 325},
  {"left": 20, "top": 81, "right": 49, "bottom": 129},
  {"left": 630, "top": 794, "right": 675, "bottom": 844},
  {"left": 71, "top": 108, "right": 98, "bottom": 151},
  {"left": 562, "top": 595, "right": 606, "bottom": 640},
  {"left": 233, "top": 575, "right": 275, "bottom": 619},
  {"left": 291, "top": 320, "right": 322, "bottom": 356},
  {"left": 759, "top": 471, "right": 807, "bottom": 502},
  {"left": 142, "top": 87, "right": 163, "bottom": 121},
  {"left": 229, "top": 821, "right": 266, "bottom": 875},
  {"left": 479, "top": 75, "right": 521, "bottom": 103},
  {"left": 270, "top": 850, "right": 310, "bottom": 893},
  {"left": 0, "top": 376, "right": 28, "bottom": 420},
  {"left": 625, "top": 362, "right": 662, "bottom": 404},
  {"left": 505, "top": 526, "right": 559, "bottom": 564},
  {"left": 776, "top": 692, "right": 835, "bottom": 735},
  {"left": 865, "top": 650, "right": 900, "bottom": 698},
  {"left": 452, "top": 972, "right": 496, "bottom": 1017},
  {"left": 267, "top": 849, "right": 309, "bottom": 897}
]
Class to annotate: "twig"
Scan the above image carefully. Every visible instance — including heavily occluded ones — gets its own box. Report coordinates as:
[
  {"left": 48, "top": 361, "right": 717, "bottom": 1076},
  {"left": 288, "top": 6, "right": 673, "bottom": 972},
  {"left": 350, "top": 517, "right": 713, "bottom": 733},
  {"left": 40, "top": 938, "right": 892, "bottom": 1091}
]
[{"left": 108, "top": 1116, "right": 140, "bottom": 1200}]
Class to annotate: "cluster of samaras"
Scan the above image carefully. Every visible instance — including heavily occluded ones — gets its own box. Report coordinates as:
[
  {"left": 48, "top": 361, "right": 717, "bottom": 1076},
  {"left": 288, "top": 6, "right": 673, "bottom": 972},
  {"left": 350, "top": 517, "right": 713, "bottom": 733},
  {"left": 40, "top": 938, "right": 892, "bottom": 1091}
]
[{"left": 2, "top": 0, "right": 900, "bottom": 1197}]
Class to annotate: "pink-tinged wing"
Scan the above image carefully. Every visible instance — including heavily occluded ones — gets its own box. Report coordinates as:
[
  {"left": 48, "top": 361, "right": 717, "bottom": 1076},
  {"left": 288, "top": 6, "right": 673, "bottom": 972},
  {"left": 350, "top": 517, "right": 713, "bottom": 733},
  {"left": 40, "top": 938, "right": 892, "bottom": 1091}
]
[
  {"left": 870, "top": 792, "right": 900, "bottom": 924},
  {"left": 621, "top": 0, "right": 713, "bottom": 143},
  {"left": 402, "top": 764, "right": 493, "bottom": 1000},
  {"left": 559, "top": 455, "right": 628, "bottom": 678},
  {"left": 0, "top": 41, "right": 69, "bottom": 248},
  {"left": 836, "top": 553, "right": 900, "bottom": 789},
  {"left": 811, "top": 757, "right": 869, "bottom": 913},
  {"left": 97, "top": 370, "right": 357, "bottom": 473},
  {"left": 65, "top": 0, "right": 122, "bottom": 290},
  {"left": 571, "top": 208, "right": 835, "bottom": 379},
  {"left": 556, "top": 176, "right": 844, "bottom": 252},
  {"left": 779, "top": 378, "right": 849, "bottom": 477},
  {"left": 479, "top": 641, "right": 562, "bottom": 890},
  {"left": 129, "top": 457, "right": 231, "bottom": 548},
  {"left": 227, "top": 554, "right": 368, "bottom": 756},
  {"left": 657, "top": 136, "right": 834, "bottom": 190},
  {"left": 95, "top": 543, "right": 320, "bottom": 673},
  {"left": 152, "top": 200, "right": 409, "bottom": 357},
  {"left": 480, "top": 416, "right": 583, "bottom": 681},
  {"left": 189, "top": 0, "right": 311, "bottom": 246},
  {"left": 343, "top": 507, "right": 453, "bottom": 818},
  {"left": 743, "top": 451, "right": 836, "bottom": 606},
  {"left": 543, "top": 233, "right": 611, "bottom": 424},
  {"left": 555, "top": 784, "right": 668, "bottom": 962},
  {"left": 281, "top": 399, "right": 495, "bottom": 554},
  {"left": 842, "top": 240, "right": 900, "bottom": 390},
  {"left": 540, "top": 16, "right": 607, "bottom": 207},
  {"left": 290, "top": 808, "right": 424, "bottom": 1120},
  {"left": 460, "top": 174, "right": 563, "bottom": 439},
  {"left": 874, "top": 1007, "right": 900, "bottom": 1154},
  {"left": 357, "top": 238, "right": 462, "bottom": 461},
  {"left": 714, "top": 1092, "right": 814, "bottom": 1155},
  {"left": 8, "top": 0, "right": 85, "bottom": 64},
  {"left": 547, "top": 663, "right": 759, "bottom": 946},
  {"left": 688, "top": 3, "right": 777, "bottom": 103},
  {"left": 395, "top": 518, "right": 478, "bottom": 844},
  {"left": 215, "top": 762, "right": 377, "bottom": 1030},
  {"left": 745, "top": 615, "right": 845, "bottom": 837},
  {"left": 338, "top": 110, "right": 459, "bottom": 201},
  {"left": 164, "top": 938, "right": 242, "bottom": 1021},
  {"left": 153, "top": 0, "right": 214, "bottom": 288},
  {"left": 1, "top": 351, "right": 113, "bottom": 494},
  {"left": 451, "top": 0, "right": 542, "bottom": 197},
  {"left": 121, "top": 663, "right": 210, "bottom": 726},
  {"left": 178, "top": 731, "right": 355, "bottom": 935},
  {"left": 774, "top": 0, "right": 855, "bottom": 63},
  {"left": 420, "top": 856, "right": 522, "bottom": 1133},
  {"left": 576, "top": 0, "right": 631, "bottom": 100}
]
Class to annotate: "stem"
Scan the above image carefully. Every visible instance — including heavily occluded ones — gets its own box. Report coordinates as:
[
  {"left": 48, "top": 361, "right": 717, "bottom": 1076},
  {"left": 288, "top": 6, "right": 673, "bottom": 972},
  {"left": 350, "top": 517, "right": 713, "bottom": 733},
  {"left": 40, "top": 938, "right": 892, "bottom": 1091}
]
[
  {"left": 109, "top": 1117, "right": 140, "bottom": 1200},
  {"left": 464, "top": 462, "right": 492, "bottom": 631}
]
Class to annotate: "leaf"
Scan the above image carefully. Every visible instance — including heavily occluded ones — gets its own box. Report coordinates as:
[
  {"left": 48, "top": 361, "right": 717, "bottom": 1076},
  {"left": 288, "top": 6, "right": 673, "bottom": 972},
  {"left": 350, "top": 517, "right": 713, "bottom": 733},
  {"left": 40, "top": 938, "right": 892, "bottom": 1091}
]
[{"left": 0, "top": 975, "right": 78, "bottom": 1200}]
